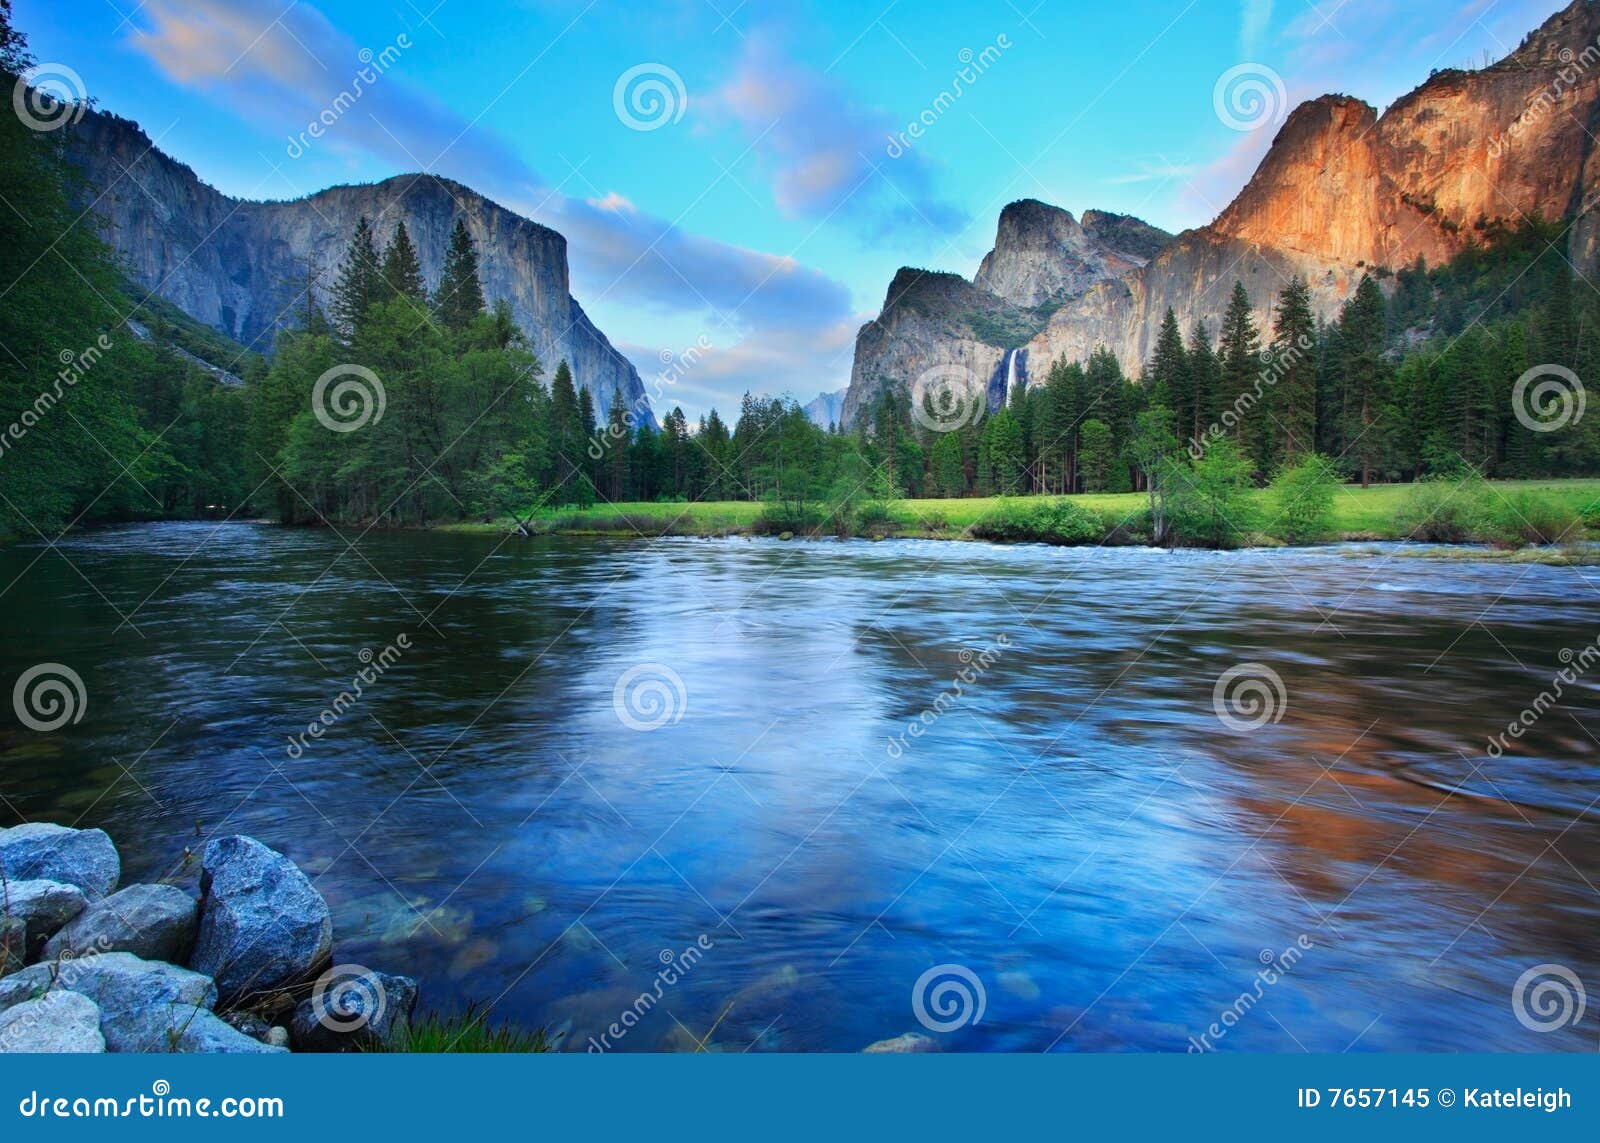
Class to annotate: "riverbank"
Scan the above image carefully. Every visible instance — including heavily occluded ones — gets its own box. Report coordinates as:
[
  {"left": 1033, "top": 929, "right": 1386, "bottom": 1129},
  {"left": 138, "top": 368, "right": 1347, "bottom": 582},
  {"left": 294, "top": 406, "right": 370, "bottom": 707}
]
[
  {"left": 0, "top": 823, "right": 428, "bottom": 1053},
  {"left": 446, "top": 479, "right": 1600, "bottom": 560}
]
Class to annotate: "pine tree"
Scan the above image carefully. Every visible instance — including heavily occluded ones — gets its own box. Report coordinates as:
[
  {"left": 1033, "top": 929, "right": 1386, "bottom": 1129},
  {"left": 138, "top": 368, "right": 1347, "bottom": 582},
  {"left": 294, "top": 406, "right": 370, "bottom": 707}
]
[
  {"left": 1339, "top": 274, "right": 1390, "bottom": 488},
  {"left": 604, "top": 386, "right": 630, "bottom": 500},
  {"left": 1269, "top": 277, "right": 1317, "bottom": 467},
  {"left": 1187, "top": 321, "right": 1220, "bottom": 446},
  {"left": 930, "top": 430, "right": 966, "bottom": 496},
  {"left": 575, "top": 385, "right": 598, "bottom": 494},
  {"left": 331, "top": 216, "right": 384, "bottom": 335},
  {"left": 1042, "top": 358, "right": 1080, "bottom": 493},
  {"left": 700, "top": 408, "right": 731, "bottom": 498},
  {"left": 550, "top": 359, "right": 581, "bottom": 499},
  {"left": 381, "top": 221, "right": 426, "bottom": 303},
  {"left": 1077, "top": 419, "right": 1114, "bottom": 492},
  {"left": 434, "top": 218, "right": 486, "bottom": 330},
  {"left": 984, "top": 408, "right": 1025, "bottom": 493},
  {"left": 1218, "top": 281, "right": 1260, "bottom": 445},
  {"left": 1148, "top": 308, "right": 1188, "bottom": 416}
]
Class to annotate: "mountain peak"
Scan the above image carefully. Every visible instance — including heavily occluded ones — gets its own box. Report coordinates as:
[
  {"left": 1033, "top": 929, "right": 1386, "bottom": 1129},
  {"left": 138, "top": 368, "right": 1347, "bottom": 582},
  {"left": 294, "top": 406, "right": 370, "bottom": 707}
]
[{"left": 974, "top": 198, "right": 1171, "bottom": 309}]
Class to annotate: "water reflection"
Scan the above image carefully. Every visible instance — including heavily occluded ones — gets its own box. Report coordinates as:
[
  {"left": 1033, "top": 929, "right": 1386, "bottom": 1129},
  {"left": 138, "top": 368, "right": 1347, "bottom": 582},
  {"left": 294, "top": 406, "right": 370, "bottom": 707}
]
[{"left": 1, "top": 523, "right": 1596, "bottom": 1052}]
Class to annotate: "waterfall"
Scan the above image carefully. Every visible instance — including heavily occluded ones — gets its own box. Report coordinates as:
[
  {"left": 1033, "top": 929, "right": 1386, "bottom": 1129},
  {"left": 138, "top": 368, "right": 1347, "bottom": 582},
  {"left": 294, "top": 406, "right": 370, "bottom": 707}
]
[{"left": 1005, "top": 349, "right": 1018, "bottom": 399}]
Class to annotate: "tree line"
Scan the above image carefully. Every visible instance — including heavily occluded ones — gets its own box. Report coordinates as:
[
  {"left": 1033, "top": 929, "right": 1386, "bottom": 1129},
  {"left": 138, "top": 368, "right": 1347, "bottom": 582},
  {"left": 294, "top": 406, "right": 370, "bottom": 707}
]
[{"left": 3, "top": 0, "right": 1596, "bottom": 543}]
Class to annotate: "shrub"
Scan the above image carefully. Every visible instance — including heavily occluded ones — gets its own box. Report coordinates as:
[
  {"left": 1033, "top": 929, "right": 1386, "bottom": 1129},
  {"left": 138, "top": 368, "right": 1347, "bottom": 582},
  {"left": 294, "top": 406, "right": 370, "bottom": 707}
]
[
  {"left": 1268, "top": 454, "right": 1341, "bottom": 544},
  {"left": 1479, "top": 491, "right": 1581, "bottom": 547},
  {"left": 753, "top": 506, "right": 824, "bottom": 536},
  {"left": 850, "top": 500, "right": 899, "bottom": 534},
  {"left": 1167, "top": 440, "right": 1257, "bottom": 548},
  {"left": 1398, "top": 475, "right": 1489, "bottom": 542},
  {"left": 1100, "top": 505, "right": 1153, "bottom": 545},
  {"left": 969, "top": 498, "right": 1105, "bottom": 545}
]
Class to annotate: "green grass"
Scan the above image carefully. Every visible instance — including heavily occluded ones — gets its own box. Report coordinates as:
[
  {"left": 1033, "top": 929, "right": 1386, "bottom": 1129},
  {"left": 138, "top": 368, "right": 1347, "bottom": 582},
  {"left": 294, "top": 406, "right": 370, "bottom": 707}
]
[
  {"left": 460, "top": 479, "right": 1600, "bottom": 550},
  {"left": 381, "top": 1008, "right": 553, "bottom": 1053}
]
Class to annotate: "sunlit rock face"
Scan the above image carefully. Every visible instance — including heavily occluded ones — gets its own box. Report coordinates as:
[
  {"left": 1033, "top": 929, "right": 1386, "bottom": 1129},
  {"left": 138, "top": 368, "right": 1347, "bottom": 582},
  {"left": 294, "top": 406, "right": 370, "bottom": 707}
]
[
  {"left": 63, "top": 109, "right": 653, "bottom": 424},
  {"left": 848, "top": 0, "right": 1600, "bottom": 418}
]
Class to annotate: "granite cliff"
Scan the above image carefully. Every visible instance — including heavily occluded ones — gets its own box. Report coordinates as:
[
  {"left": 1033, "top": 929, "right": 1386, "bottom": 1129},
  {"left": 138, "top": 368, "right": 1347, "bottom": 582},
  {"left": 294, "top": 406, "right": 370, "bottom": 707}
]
[
  {"left": 64, "top": 108, "right": 652, "bottom": 423},
  {"left": 847, "top": 0, "right": 1600, "bottom": 425}
]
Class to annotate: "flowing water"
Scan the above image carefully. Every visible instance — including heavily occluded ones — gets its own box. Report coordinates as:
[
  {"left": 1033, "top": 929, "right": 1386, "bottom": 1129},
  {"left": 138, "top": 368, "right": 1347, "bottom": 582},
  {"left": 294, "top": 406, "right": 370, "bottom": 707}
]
[{"left": 2, "top": 522, "right": 1598, "bottom": 1052}]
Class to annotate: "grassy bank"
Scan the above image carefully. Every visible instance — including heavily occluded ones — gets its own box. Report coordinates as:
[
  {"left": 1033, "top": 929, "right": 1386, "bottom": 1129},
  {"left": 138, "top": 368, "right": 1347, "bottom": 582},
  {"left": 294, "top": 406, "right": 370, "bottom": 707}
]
[{"left": 453, "top": 479, "right": 1600, "bottom": 555}]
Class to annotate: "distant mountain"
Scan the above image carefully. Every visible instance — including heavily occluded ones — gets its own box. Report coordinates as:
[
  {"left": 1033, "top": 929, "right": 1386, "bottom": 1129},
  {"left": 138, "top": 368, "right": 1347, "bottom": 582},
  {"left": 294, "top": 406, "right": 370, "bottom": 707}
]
[
  {"left": 846, "top": 0, "right": 1600, "bottom": 425},
  {"left": 63, "top": 108, "right": 654, "bottom": 425},
  {"left": 802, "top": 388, "right": 847, "bottom": 428},
  {"left": 843, "top": 202, "right": 1172, "bottom": 427}
]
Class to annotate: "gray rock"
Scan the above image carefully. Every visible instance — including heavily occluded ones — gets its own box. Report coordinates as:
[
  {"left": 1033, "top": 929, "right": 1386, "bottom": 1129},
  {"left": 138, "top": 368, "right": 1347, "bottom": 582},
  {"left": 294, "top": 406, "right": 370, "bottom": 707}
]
[
  {"left": 266, "top": 1026, "right": 290, "bottom": 1049},
  {"left": 171, "top": 1009, "right": 286, "bottom": 1054},
  {"left": 0, "top": 823, "right": 119, "bottom": 899},
  {"left": 41, "top": 951, "right": 217, "bottom": 1053},
  {"left": 4, "top": 879, "right": 88, "bottom": 954},
  {"left": 863, "top": 1031, "right": 939, "bottom": 1053},
  {"left": 189, "top": 836, "right": 332, "bottom": 1003},
  {"left": 289, "top": 968, "right": 418, "bottom": 1052},
  {"left": 43, "top": 883, "right": 196, "bottom": 963},
  {"left": 0, "top": 990, "right": 105, "bottom": 1053},
  {"left": 67, "top": 108, "right": 658, "bottom": 430},
  {"left": 0, "top": 960, "right": 52, "bottom": 1011}
]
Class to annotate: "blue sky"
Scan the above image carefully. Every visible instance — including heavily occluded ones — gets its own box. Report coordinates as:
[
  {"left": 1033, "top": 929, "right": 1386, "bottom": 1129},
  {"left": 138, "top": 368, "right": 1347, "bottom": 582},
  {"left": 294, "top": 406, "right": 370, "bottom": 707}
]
[{"left": 18, "top": 0, "right": 1567, "bottom": 419}]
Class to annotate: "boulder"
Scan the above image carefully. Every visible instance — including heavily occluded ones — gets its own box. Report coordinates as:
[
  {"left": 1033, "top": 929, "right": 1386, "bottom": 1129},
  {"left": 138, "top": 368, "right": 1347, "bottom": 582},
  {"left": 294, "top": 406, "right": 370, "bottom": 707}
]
[
  {"left": 0, "top": 823, "right": 119, "bottom": 899},
  {"left": 39, "top": 951, "right": 217, "bottom": 1053},
  {"left": 43, "top": 884, "right": 196, "bottom": 963},
  {"left": 189, "top": 836, "right": 331, "bottom": 1003},
  {"left": 4, "top": 879, "right": 88, "bottom": 955},
  {"left": 0, "top": 990, "right": 105, "bottom": 1053},
  {"left": 863, "top": 1031, "right": 939, "bottom": 1053},
  {"left": 0, "top": 960, "right": 51, "bottom": 1011},
  {"left": 289, "top": 967, "right": 418, "bottom": 1052}
]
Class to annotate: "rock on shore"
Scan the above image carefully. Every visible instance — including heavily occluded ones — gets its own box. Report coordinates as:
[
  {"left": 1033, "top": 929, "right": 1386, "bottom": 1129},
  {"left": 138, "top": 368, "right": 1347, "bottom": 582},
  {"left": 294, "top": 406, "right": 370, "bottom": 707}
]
[
  {"left": 0, "top": 823, "right": 416, "bottom": 1054},
  {"left": 189, "top": 835, "right": 334, "bottom": 1003}
]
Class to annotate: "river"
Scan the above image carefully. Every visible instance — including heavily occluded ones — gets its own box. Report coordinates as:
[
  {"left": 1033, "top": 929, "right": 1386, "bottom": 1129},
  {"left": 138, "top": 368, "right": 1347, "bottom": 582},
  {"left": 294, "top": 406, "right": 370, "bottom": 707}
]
[{"left": 2, "top": 521, "right": 1597, "bottom": 1051}]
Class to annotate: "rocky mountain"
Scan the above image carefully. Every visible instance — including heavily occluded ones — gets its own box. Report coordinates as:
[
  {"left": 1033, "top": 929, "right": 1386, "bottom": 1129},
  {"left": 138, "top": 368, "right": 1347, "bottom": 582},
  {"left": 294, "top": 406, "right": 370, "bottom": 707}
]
[
  {"left": 64, "top": 109, "right": 653, "bottom": 424},
  {"left": 842, "top": 205, "right": 1172, "bottom": 427},
  {"left": 802, "top": 388, "right": 848, "bottom": 429},
  {"left": 847, "top": 0, "right": 1600, "bottom": 425},
  {"left": 974, "top": 201, "right": 1172, "bottom": 307}
]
